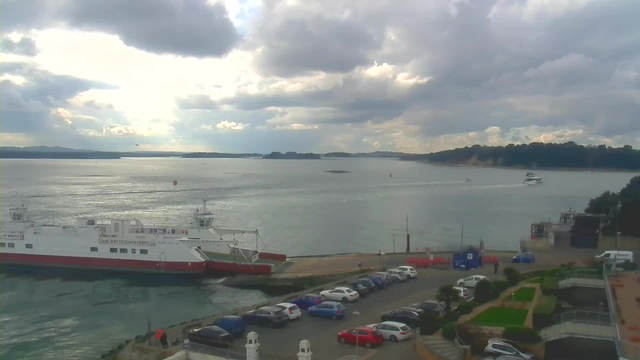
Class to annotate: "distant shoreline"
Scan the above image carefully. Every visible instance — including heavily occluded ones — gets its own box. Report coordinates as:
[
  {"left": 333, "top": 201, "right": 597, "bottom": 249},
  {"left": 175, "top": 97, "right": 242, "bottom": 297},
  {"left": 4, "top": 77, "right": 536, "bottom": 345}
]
[{"left": 417, "top": 161, "right": 640, "bottom": 173}]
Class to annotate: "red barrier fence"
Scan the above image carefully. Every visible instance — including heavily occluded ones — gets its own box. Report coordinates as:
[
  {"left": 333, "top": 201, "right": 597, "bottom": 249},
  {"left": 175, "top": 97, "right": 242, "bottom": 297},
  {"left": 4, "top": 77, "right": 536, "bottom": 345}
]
[
  {"left": 406, "top": 257, "right": 451, "bottom": 268},
  {"left": 258, "top": 252, "right": 287, "bottom": 262},
  {"left": 483, "top": 256, "right": 500, "bottom": 264}
]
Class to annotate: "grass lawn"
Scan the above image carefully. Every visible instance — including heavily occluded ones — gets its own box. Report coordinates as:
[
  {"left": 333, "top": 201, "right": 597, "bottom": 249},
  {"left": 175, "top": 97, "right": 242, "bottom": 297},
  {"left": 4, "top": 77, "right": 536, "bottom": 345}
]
[
  {"left": 525, "top": 277, "right": 541, "bottom": 284},
  {"left": 471, "top": 307, "right": 528, "bottom": 327},
  {"left": 505, "top": 287, "right": 537, "bottom": 302}
]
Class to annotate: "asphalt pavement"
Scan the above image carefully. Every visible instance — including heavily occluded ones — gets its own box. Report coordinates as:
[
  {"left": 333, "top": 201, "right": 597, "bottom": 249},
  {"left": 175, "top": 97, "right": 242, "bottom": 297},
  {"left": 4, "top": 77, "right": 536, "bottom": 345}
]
[{"left": 222, "top": 260, "right": 553, "bottom": 360}]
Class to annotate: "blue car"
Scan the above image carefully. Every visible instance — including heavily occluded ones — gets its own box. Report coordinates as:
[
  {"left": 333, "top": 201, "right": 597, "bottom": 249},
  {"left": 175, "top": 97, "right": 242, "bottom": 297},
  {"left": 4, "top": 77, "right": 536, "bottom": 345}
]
[
  {"left": 308, "top": 301, "right": 345, "bottom": 319},
  {"left": 365, "top": 275, "right": 387, "bottom": 289},
  {"left": 512, "top": 252, "right": 535, "bottom": 263},
  {"left": 210, "top": 315, "right": 245, "bottom": 338},
  {"left": 292, "top": 293, "right": 323, "bottom": 310}
]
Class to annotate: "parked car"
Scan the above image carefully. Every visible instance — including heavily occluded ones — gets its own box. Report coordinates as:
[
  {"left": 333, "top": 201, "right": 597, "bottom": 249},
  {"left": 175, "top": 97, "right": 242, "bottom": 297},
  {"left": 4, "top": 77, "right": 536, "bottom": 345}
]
[
  {"left": 366, "top": 321, "right": 412, "bottom": 342},
  {"left": 395, "top": 266, "right": 418, "bottom": 279},
  {"left": 484, "top": 339, "right": 535, "bottom": 359},
  {"left": 309, "top": 301, "right": 346, "bottom": 319},
  {"left": 187, "top": 326, "right": 233, "bottom": 348},
  {"left": 274, "top": 302, "right": 302, "bottom": 320},
  {"left": 337, "top": 326, "right": 384, "bottom": 348},
  {"left": 320, "top": 287, "right": 360, "bottom": 302},
  {"left": 387, "top": 269, "right": 409, "bottom": 282},
  {"left": 291, "top": 294, "right": 323, "bottom": 310},
  {"left": 345, "top": 283, "right": 370, "bottom": 297},
  {"left": 380, "top": 309, "right": 421, "bottom": 328},
  {"left": 364, "top": 275, "right": 387, "bottom": 289},
  {"left": 374, "top": 271, "right": 399, "bottom": 283},
  {"left": 512, "top": 252, "right": 536, "bottom": 263},
  {"left": 457, "top": 275, "right": 488, "bottom": 288},
  {"left": 354, "top": 278, "right": 377, "bottom": 292},
  {"left": 241, "top": 306, "right": 289, "bottom": 328},
  {"left": 410, "top": 301, "right": 446, "bottom": 316},
  {"left": 401, "top": 306, "right": 425, "bottom": 316},
  {"left": 594, "top": 250, "right": 634, "bottom": 265},
  {"left": 210, "top": 315, "right": 245, "bottom": 338},
  {"left": 453, "top": 286, "right": 471, "bottom": 300}
]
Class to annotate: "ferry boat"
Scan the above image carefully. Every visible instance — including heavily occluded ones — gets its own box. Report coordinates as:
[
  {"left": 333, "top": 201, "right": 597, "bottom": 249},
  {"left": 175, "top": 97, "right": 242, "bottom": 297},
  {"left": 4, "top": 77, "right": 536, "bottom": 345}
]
[{"left": 0, "top": 201, "right": 274, "bottom": 274}]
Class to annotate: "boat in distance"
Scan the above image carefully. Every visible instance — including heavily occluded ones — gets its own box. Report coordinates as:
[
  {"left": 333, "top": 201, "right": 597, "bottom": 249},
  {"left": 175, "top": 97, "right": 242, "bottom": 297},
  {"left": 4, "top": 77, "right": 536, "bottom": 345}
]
[{"left": 0, "top": 201, "right": 284, "bottom": 274}]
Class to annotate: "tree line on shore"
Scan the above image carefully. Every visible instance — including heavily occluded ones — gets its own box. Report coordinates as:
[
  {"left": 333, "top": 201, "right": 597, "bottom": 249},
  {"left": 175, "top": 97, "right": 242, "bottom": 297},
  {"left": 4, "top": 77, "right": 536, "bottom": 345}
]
[{"left": 400, "top": 142, "right": 640, "bottom": 170}]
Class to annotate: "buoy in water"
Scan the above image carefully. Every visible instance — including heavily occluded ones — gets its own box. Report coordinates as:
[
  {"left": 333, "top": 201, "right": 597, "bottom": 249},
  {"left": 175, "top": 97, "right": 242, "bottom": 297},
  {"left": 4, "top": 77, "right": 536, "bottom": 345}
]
[{"left": 173, "top": 180, "right": 178, "bottom": 186}]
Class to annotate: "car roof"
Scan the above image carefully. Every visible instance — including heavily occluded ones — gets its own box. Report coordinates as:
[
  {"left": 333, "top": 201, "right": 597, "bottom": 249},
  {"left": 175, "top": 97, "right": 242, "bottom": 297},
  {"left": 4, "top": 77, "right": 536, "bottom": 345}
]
[
  {"left": 380, "top": 321, "right": 409, "bottom": 327},
  {"left": 258, "top": 306, "right": 282, "bottom": 312},
  {"left": 334, "top": 286, "right": 353, "bottom": 290},
  {"left": 276, "top": 302, "right": 296, "bottom": 307},
  {"left": 301, "top": 293, "right": 320, "bottom": 297},
  {"left": 218, "top": 315, "right": 242, "bottom": 320},
  {"left": 322, "top": 301, "right": 341, "bottom": 305}
]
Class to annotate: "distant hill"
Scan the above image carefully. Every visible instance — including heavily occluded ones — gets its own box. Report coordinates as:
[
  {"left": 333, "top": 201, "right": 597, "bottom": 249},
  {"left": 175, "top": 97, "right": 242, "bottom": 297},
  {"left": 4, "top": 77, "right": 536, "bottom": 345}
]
[
  {"left": 0, "top": 146, "right": 91, "bottom": 152},
  {"left": 182, "top": 152, "right": 262, "bottom": 158},
  {"left": 263, "top": 152, "right": 321, "bottom": 160},
  {"left": 120, "top": 151, "right": 184, "bottom": 157},
  {"left": 400, "top": 142, "right": 640, "bottom": 170},
  {"left": 0, "top": 150, "right": 120, "bottom": 159},
  {"left": 323, "top": 151, "right": 413, "bottom": 158},
  {"left": 324, "top": 152, "right": 353, "bottom": 157}
]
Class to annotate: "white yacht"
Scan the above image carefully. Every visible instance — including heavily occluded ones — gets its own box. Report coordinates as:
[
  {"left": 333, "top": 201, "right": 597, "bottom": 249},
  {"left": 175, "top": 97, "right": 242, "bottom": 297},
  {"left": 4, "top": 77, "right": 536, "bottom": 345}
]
[{"left": 523, "top": 172, "right": 543, "bottom": 185}]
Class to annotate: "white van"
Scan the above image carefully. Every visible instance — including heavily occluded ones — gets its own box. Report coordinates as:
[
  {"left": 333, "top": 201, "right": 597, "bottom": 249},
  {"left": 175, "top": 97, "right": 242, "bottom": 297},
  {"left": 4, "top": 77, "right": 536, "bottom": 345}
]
[{"left": 594, "top": 250, "right": 634, "bottom": 264}]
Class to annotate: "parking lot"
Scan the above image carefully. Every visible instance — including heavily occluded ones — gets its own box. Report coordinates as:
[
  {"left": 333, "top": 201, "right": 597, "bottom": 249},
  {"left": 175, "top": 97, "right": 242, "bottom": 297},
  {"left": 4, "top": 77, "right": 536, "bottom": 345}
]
[{"left": 216, "top": 259, "right": 553, "bottom": 360}]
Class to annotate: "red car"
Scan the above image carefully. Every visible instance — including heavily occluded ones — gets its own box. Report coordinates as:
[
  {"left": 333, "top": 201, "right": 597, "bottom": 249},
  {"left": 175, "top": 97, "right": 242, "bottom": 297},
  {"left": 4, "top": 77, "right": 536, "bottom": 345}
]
[{"left": 337, "top": 326, "right": 384, "bottom": 348}]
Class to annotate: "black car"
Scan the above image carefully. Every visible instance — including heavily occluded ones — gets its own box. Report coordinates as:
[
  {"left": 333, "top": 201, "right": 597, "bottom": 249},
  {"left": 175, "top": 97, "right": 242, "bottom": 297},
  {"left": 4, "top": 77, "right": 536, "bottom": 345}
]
[
  {"left": 346, "top": 283, "right": 369, "bottom": 297},
  {"left": 188, "top": 326, "right": 233, "bottom": 348},
  {"left": 354, "top": 278, "right": 377, "bottom": 292},
  {"left": 380, "top": 309, "right": 421, "bottom": 328},
  {"left": 242, "top": 306, "right": 289, "bottom": 328},
  {"left": 411, "top": 301, "right": 445, "bottom": 316},
  {"left": 366, "top": 275, "right": 387, "bottom": 289},
  {"left": 401, "top": 306, "right": 425, "bottom": 316}
]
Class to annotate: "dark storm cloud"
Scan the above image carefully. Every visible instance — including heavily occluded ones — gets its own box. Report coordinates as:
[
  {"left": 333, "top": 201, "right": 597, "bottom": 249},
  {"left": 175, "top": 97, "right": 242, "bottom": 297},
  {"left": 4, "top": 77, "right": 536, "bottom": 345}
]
[
  {"left": 1, "top": 36, "right": 38, "bottom": 56},
  {"left": 0, "top": 0, "right": 240, "bottom": 57},
  {"left": 0, "top": 63, "right": 116, "bottom": 133},
  {"left": 253, "top": 15, "right": 383, "bottom": 76}
]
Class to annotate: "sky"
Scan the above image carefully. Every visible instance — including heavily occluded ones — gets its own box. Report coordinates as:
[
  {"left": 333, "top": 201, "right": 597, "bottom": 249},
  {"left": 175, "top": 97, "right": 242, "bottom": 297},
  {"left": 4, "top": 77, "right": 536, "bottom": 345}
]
[{"left": 1, "top": 0, "right": 639, "bottom": 153}]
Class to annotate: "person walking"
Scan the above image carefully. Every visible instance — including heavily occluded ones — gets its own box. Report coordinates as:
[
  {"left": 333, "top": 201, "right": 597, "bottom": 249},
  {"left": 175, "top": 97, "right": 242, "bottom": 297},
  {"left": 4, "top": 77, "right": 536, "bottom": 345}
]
[
  {"left": 160, "top": 331, "right": 168, "bottom": 349},
  {"left": 494, "top": 261, "right": 500, "bottom": 275}
]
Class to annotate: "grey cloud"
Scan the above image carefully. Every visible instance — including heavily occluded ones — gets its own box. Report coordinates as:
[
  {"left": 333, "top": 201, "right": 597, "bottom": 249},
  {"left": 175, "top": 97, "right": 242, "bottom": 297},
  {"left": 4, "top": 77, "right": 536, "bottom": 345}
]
[
  {"left": 1, "top": 36, "right": 38, "bottom": 56},
  {"left": 176, "top": 94, "right": 218, "bottom": 110},
  {"left": 253, "top": 15, "right": 382, "bottom": 76},
  {"left": 0, "top": 0, "right": 240, "bottom": 57}
]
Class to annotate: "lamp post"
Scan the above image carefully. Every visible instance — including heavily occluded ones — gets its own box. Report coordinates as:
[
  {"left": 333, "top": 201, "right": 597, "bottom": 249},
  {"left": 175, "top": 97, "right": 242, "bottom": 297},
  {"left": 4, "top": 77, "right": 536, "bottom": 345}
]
[
  {"left": 354, "top": 310, "right": 361, "bottom": 358},
  {"left": 614, "top": 200, "right": 621, "bottom": 274},
  {"left": 393, "top": 234, "right": 396, "bottom": 254}
]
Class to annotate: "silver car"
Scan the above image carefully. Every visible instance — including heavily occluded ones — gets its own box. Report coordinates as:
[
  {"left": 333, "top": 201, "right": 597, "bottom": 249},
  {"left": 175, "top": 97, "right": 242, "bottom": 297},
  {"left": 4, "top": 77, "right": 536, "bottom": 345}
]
[
  {"left": 387, "top": 269, "right": 408, "bottom": 282},
  {"left": 374, "top": 271, "right": 399, "bottom": 283},
  {"left": 484, "top": 339, "right": 535, "bottom": 359}
]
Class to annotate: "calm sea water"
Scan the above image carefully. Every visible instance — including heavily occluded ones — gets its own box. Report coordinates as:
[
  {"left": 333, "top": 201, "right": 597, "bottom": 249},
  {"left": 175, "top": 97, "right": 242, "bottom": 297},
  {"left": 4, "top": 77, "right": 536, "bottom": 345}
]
[{"left": 0, "top": 158, "right": 636, "bottom": 359}]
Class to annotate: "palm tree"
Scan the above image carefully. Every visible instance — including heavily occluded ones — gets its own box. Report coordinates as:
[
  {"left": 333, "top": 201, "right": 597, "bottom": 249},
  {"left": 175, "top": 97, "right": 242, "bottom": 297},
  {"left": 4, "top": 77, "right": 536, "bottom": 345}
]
[{"left": 437, "top": 285, "right": 460, "bottom": 316}]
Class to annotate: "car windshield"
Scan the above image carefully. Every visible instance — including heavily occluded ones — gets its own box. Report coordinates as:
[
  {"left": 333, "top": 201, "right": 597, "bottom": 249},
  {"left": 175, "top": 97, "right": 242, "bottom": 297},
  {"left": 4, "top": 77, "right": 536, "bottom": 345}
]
[
  {"left": 337, "top": 304, "right": 345, "bottom": 310},
  {"left": 372, "top": 330, "right": 383, "bottom": 336},
  {"left": 290, "top": 305, "right": 299, "bottom": 310},
  {"left": 400, "top": 325, "right": 410, "bottom": 331}
]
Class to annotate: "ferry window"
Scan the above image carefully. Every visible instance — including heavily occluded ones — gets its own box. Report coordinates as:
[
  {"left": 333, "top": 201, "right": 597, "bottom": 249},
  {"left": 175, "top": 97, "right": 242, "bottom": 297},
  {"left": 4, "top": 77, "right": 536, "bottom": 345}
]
[
  {"left": 8, "top": 243, "right": 15, "bottom": 248},
  {"left": 131, "top": 249, "right": 136, "bottom": 254},
  {"left": 114, "top": 222, "right": 119, "bottom": 232},
  {"left": 140, "top": 249, "right": 148, "bottom": 255},
  {"left": 90, "top": 247, "right": 98, "bottom": 252},
  {"left": 0, "top": 243, "right": 5, "bottom": 247},
  {"left": 110, "top": 248, "right": 117, "bottom": 253},
  {"left": 119, "top": 248, "right": 127, "bottom": 253},
  {"left": 171, "top": 229, "right": 176, "bottom": 234},
  {"left": 26, "top": 244, "right": 33, "bottom": 249}
]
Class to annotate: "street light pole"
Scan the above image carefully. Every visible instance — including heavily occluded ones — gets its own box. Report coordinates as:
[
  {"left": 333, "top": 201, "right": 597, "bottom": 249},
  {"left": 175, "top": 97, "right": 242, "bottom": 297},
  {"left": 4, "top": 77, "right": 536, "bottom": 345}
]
[
  {"left": 354, "top": 311, "right": 360, "bottom": 358},
  {"left": 393, "top": 234, "right": 396, "bottom": 254}
]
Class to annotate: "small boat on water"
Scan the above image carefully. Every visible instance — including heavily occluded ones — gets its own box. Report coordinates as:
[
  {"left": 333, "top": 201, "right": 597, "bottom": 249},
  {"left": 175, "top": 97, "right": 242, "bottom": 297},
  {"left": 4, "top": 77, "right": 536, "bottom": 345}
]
[{"left": 523, "top": 172, "right": 543, "bottom": 185}]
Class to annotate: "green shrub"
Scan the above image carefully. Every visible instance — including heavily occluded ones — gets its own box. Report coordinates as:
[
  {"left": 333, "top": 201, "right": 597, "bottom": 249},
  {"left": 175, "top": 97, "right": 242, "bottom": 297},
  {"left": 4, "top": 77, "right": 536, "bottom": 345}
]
[
  {"left": 444, "top": 312, "right": 460, "bottom": 322},
  {"left": 491, "top": 280, "right": 509, "bottom": 294},
  {"left": 442, "top": 322, "right": 457, "bottom": 341},
  {"left": 533, "top": 295, "right": 557, "bottom": 315},
  {"left": 520, "top": 270, "right": 545, "bottom": 280},
  {"left": 502, "top": 327, "right": 542, "bottom": 344},
  {"left": 474, "top": 279, "right": 495, "bottom": 303},
  {"left": 419, "top": 311, "right": 443, "bottom": 335},
  {"left": 503, "top": 267, "right": 521, "bottom": 286},
  {"left": 456, "top": 301, "right": 478, "bottom": 315}
]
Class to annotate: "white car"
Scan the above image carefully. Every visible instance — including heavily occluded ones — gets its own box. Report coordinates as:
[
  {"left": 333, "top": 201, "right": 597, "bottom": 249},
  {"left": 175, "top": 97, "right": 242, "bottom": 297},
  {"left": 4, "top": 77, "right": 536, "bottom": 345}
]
[
  {"left": 320, "top": 287, "right": 360, "bottom": 302},
  {"left": 484, "top": 339, "right": 535, "bottom": 359},
  {"left": 366, "top": 321, "right": 412, "bottom": 342},
  {"left": 453, "top": 286, "right": 471, "bottom": 300},
  {"left": 387, "top": 269, "right": 408, "bottom": 282},
  {"left": 395, "top": 266, "right": 418, "bottom": 279},
  {"left": 457, "top": 275, "right": 487, "bottom": 288},
  {"left": 274, "top": 302, "right": 302, "bottom": 320}
]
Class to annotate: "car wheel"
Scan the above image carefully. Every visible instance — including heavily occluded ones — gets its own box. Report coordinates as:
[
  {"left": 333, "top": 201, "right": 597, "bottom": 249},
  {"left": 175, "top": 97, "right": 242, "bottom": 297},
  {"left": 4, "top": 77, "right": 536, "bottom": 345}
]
[
  {"left": 332, "top": 315, "right": 337, "bottom": 320},
  {"left": 339, "top": 337, "right": 346, "bottom": 344},
  {"left": 342, "top": 297, "right": 348, "bottom": 302},
  {"left": 390, "top": 335, "right": 398, "bottom": 342},
  {"left": 365, "top": 342, "right": 372, "bottom": 348},
  {"left": 457, "top": 282, "right": 463, "bottom": 286}
]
